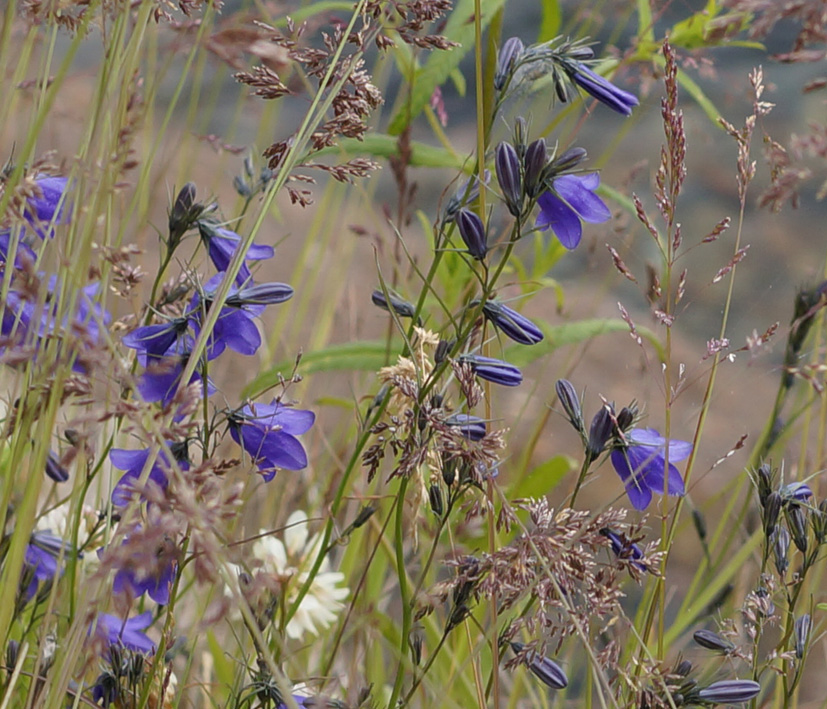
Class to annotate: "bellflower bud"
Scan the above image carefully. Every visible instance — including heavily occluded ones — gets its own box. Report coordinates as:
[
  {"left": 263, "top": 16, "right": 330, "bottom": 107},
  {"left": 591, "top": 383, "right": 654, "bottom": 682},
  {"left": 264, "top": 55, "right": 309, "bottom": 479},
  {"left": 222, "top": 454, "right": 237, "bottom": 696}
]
[
  {"left": 480, "top": 300, "right": 544, "bottom": 345},
  {"left": 428, "top": 484, "right": 444, "bottom": 517},
  {"left": 551, "top": 146, "right": 588, "bottom": 173},
  {"left": 510, "top": 643, "right": 568, "bottom": 690},
  {"left": 555, "top": 379, "right": 584, "bottom": 433},
  {"left": 435, "top": 338, "right": 454, "bottom": 365},
  {"left": 456, "top": 208, "right": 488, "bottom": 260},
  {"left": 371, "top": 290, "right": 416, "bottom": 319},
  {"left": 762, "top": 491, "right": 782, "bottom": 536},
  {"left": 692, "top": 629, "right": 734, "bottom": 654},
  {"left": 494, "top": 37, "right": 525, "bottom": 91},
  {"left": 756, "top": 464, "right": 773, "bottom": 507},
  {"left": 496, "top": 142, "right": 523, "bottom": 217},
  {"left": 785, "top": 504, "right": 809, "bottom": 553},
  {"left": 615, "top": 405, "right": 636, "bottom": 433},
  {"left": 460, "top": 354, "right": 523, "bottom": 387},
  {"left": 773, "top": 526, "right": 790, "bottom": 577},
  {"left": 523, "top": 139, "right": 548, "bottom": 199},
  {"left": 587, "top": 405, "right": 614, "bottom": 459},
  {"left": 445, "top": 414, "right": 486, "bottom": 442},
  {"left": 794, "top": 614, "right": 811, "bottom": 659},
  {"left": 696, "top": 679, "right": 761, "bottom": 704},
  {"left": 564, "top": 62, "right": 639, "bottom": 116},
  {"left": 443, "top": 172, "right": 488, "bottom": 223}
]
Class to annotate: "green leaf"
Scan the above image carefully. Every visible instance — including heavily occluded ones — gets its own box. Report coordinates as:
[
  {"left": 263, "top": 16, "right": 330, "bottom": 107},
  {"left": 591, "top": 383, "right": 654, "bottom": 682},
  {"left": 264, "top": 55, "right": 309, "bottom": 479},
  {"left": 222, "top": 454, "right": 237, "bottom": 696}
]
[
  {"left": 314, "top": 134, "right": 468, "bottom": 170},
  {"left": 504, "top": 318, "right": 665, "bottom": 367},
  {"left": 512, "top": 454, "right": 576, "bottom": 499},
  {"left": 206, "top": 630, "right": 234, "bottom": 689},
  {"left": 449, "top": 68, "right": 467, "bottom": 97},
  {"left": 538, "top": 0, "right": 562, "bottom": 42},
  {"left": 387, "top": 0, "right": 508, "bottom": 135},
  {"left": 243, "top": 340, "right": 400, "bottom": 398}
]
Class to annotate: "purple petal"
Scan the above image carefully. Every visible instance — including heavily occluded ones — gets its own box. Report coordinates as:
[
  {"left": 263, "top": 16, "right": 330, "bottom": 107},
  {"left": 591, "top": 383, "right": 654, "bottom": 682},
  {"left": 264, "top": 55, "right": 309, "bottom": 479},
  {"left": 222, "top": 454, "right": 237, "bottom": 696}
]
[
  {"left": 217, "top": 311, "right": 261, "bottom": 355},
  {"left": 536, "top": 192, "right": 582, "bottom": 250},
  {"left": 552, "top": 174, "right": 611, "bottom": 223},
  {"left": 610, "top": 449, "right": 653, "bottom": 510},
  {"left": 110, "top": 449, "right": 151, "bottom": 472}
]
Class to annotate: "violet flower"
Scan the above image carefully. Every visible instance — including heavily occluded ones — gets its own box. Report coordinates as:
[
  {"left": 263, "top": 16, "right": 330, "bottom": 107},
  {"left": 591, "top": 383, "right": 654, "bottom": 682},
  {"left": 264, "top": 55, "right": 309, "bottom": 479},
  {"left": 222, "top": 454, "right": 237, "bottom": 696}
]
[
  {"left": 110, "top": 529, "right": 178, "bottom": 605},
  {"left": 599, "top": 528, "right": 647, "bottom": 572},
  {"left": 24, "top": 175, "right": 70, "bottom": 239},
  {"left": 197, "top": 221, "right": 274, "bottom": 285},
  {"left": 536, "top": 173, "right": 611, "bottom": 250},
  {"left": 228, "top": 401, "right": 315, "bottom": 481},
  {"left": 22, "top": 530, "right": 75, "bottom": 602},
  {"left": 109, "top": 444, "right": 189, "bottom": 508},
  {"left": 610, "top": 428, "right": 692, "bottom": 511},
  {"left": 90, "top": 611, "right": 156, "bottom": 655}
]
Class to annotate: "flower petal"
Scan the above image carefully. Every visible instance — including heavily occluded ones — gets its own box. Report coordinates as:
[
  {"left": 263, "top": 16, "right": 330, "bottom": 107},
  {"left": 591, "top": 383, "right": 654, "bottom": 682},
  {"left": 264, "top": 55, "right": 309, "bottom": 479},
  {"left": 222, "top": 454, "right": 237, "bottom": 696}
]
[
  {"left": 552, "top": 174, "right": 611, "bottom": 223},
  {"left": 536, "top": 192, "right": 582, "bottom": 250}
]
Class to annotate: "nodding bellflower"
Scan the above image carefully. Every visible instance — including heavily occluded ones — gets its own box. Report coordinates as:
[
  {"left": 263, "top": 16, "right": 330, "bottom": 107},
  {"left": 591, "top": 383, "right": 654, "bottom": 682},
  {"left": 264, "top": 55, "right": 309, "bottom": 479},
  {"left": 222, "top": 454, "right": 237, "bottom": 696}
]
[
  {"left": 109, "top": 443, "right": 189, "bottom": 508},
  {"left": 228, "top": 401, "right": 315, "bottom": 481},
  {"left": 90, "top": 611, "right": 156, "bottom": 656},
  {"left": 23, "top": 530, "right": 76, "bottom": 602},
  {"left": 536, "top": 173, "right": 611, "bottom": 250},
  {"left": 197, "top": 221, "right": 274, "bottom": 285},
  {"left": 480, "top": 300, "right": 544, "bottom": 345},
  {"left": 610, "top": 428, "right": 692, "bottom": 511},
  {"left": 110, "top": 528, "right": 178, "bottom": 606},
  {"left": 23, "top": 175, "right": 70, "bottom": 239}
]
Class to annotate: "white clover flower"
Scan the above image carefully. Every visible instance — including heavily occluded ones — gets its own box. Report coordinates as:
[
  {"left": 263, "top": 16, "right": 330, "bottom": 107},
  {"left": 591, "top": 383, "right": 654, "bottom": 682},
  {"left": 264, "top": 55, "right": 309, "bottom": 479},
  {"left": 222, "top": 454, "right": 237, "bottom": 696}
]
[{"left": 251, "top": 510, "right": 349, "bottom": 640}]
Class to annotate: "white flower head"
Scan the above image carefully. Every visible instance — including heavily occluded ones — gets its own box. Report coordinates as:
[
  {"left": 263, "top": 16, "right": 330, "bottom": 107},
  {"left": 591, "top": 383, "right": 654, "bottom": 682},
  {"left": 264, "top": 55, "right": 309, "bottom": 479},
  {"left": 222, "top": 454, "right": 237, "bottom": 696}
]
[{"left": 251, "top": 511, "right": 349, "bottom": 640}]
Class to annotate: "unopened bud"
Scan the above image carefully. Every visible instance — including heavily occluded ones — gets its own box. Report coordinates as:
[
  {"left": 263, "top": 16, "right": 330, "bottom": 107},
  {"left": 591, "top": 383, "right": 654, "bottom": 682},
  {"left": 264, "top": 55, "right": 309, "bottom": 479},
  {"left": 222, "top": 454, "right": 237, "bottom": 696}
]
[
  {"left": 496, "top": 142, "right": 523, "bottom": 217},
  {"left": 763, "top": 491, "right": 782, "bottom": 536},
  {"left": 494, "top": 37, "right": 525, "bottom": 91},
  {"left": 587, "top": 406, "right": 614, "bottom": 459},
  {"left": 555, "top": 379, "right": 583, "bottom": 433},
  {"left": 371, "top": 290, "right": 416, "bottom": 319},
  {"left": 785, "top": 504, "right": 809, "bottom": 553},
  {"left": 773, "top": 527, "right": 790, "bottom": 577},
  {"left": 692, "top": 629, "right": 733, "bottom": 654},
  {"left": 456, "top": 209, "right": 488, "bottom": 260},
  {"left": 794, "top": 614, "right": 811, "bottom": 659},
  {"left": 523, "top": 139, "right": 548, "bottom": 199}
]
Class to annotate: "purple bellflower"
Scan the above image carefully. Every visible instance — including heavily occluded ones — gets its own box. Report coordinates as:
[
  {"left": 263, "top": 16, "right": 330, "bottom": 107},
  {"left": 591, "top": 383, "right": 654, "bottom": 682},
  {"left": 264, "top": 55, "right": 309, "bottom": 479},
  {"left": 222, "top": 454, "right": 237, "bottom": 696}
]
[
  {"left": 536, "top": 173, "right": 611, "bottom": 250},
  {"left": 23, "top": 175, "right": 70, "bottom": 240},
  {"left": 566, "top": 63, "right": 639, "bottom": 116},
  {"left": 459, "top": 355, "right": 523, "bottom": 387},
  {"left": 197, "top": 221, "right": 274, "bottom": 285},
  {"left": 22, "top": 530, "right": 76, "bottom": 602},
  {"left": 480, "top": 300, "right": 544, "bottom": 345},
  {"left": 109, "top": 528, "right": 178, "bottom": 605},
  {"left": 136, "top": 341, "right": 215, "bottom": 406},
  {"left": 228, "top": 401, "right": 315, "bottom": 481},
  {"left": 610, "top": 428, "right": 692, "bottom": 511},
  {"left": 121, "top": 317, "right": 190, "bottom": 361},
  {"left": 109, "top": 444, "right": 189, "bottom": 508},
  {"left": 90, "top": 611, "right": 156, "bottom": 655}
]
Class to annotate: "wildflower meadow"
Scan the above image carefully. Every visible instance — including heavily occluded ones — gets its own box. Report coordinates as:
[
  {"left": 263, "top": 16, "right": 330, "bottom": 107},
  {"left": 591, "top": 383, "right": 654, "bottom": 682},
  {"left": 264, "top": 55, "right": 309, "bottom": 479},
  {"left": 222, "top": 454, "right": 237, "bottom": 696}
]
[{"left": 2, "top": 0, "right": 827, "bottom": 706}]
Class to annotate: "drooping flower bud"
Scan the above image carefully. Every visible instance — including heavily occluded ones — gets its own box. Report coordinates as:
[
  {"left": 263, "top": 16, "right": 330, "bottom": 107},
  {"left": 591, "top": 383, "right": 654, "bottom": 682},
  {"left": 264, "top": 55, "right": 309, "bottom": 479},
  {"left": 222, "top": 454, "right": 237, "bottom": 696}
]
[
  {"left": 456, "top": 208, "right": 488, "bottom": 260},
  {"left": 480, "top": 300, "right": 544, "bottom": 345},
  {"left": 756, "top": 464, "right": 773, "bottom": 507},
  {"left": 692, "top": 629, "right": 734, "bottom": 655},
  {"left": 781, "top": 481, "right": 813, "bottom": 505},
  {"left": 460, "top": 354, "right": 523, "bottom": 387},
  {"left": 615, "top": 405, "right": 636, "bottom": 433},
  {"left": 551, "top": 146, "right": 588, "bottom": 173},
  {"left": 496, "top": 142, "right": 523, "bottom": 217},
  {"left": 371, "top": 290, "right": 416, "bottom": 319},
  {"left": 510, "top": 643, "right": 568, "bottom": 690},
  {"left": 445, "top": 414, "right": 486, "bottom": 442},
  {"left": 428, "top": 484, "right": 444, "bottom": 517},
  {"left": 696, "top": 679, "right": 761, "bottom": 704}
]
